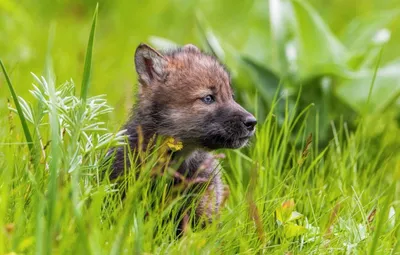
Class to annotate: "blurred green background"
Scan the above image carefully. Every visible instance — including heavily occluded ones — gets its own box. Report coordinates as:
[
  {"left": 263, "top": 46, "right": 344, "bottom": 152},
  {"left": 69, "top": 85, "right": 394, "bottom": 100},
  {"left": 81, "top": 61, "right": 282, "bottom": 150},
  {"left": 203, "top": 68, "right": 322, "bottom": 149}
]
[{"left": 1, "top": 0, "right": 400, "bottom": 145}]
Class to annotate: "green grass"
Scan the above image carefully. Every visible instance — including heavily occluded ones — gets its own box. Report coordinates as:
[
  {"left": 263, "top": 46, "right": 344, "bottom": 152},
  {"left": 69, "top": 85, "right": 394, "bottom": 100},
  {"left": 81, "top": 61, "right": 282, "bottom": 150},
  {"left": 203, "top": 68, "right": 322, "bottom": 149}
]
[
  {"left": 1, "top": 48, "right": 400, "bottom": 255},
  {"left": 1, "top": 1, "right": 400, "bottom": 254}
]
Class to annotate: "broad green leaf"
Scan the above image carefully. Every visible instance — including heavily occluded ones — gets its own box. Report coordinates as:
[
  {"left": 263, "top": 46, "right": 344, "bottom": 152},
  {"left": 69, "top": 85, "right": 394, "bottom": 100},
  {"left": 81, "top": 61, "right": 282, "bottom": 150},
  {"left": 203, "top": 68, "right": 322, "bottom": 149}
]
[
  {"left": 340, "top": 10, "right": 400, "bottom": 51},
  {"left": 195, "top": 11, "right": 225, "bottom": 61},
  {"left": 341, "top": 10, "right": 400, "bottom": 70},
  {"left": 17, "top": 236, "right": 35, "bottom": 251},
  {"left": 276, "top": 199, "right": 296, "bottom": 224},
  {"left": 239, "top": 56, "right": 281, "bottom": 107},
  {"left": 290, "top": 0, "right": 348, "bottom": 79},
  {"left": 346, "top": 47, "right": 383, "bottom": 70},
  {"left": 288, "top": 211, "right": 304, "bottom": 222},
  {"left": 336, "top": 59, "right": 400, "bottom": 113},
  {"left": 269, "top": 0, "right": 293, "bottom": 76}
]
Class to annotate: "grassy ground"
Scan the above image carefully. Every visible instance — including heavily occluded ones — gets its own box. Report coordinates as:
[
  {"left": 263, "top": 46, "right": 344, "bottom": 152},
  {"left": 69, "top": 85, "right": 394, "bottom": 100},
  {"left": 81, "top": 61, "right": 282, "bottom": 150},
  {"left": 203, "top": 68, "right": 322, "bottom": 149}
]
[
  {"left": 1, "top": 1, "right": 400, "bottom": 254},
  {"left": 1, "top": 66, "right": 399, "bottom": 254}
]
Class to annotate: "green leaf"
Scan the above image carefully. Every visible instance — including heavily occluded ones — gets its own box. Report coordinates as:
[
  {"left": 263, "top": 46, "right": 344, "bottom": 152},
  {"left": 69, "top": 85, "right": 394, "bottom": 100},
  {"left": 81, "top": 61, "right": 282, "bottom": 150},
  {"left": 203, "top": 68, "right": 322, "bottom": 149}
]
[
  {"left": 284, "top": 223, "right": 307, "bottom": 238},
  {"left": 341, "top": 10, "right": 399, "bottom": 70},
  {"left": 336, "top": 59, "right": 400, "bottom": 113},
  {"left": 290, "top": 0, "right": 348, "bottom": 79},
  {"left": 80, "top": 4, "right": 98, "bottom": 104},
  {"left": 239, "top": 56, "right": 281, "bottom": 107},
  {"left": 288, "top": 211, "right": 304, "bottom": 222},
  {"left": 17, "top": 236, "right": 35, "bottom": 252},
  {"left": 195, "top": 11, "right": 225, "bottom": 61},
  {"left": 0, "top": 60, "right": 35, "bottom": 154},
  {"left": 340, "top": 10, "right": 400, "bottom": 51},
  {"left": 276, "top": 199, "right": 296, "bottom": 224},
  {"left": 269, "top": 0, "right": 293, "bottom": 76}
]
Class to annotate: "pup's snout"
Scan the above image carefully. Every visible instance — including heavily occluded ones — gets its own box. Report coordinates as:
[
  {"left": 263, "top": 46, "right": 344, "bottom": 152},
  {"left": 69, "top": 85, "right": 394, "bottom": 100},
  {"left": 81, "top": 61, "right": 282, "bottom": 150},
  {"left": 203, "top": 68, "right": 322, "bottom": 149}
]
[{"left": 243, "top": 115, "right": 257, "bottom": 132}]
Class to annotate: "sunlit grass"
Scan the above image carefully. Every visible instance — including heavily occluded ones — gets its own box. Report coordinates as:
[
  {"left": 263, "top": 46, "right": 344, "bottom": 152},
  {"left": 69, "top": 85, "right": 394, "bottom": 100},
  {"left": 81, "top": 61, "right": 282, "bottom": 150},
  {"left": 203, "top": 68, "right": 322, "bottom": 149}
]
[
  {"left": 1, "top": 59, "right": 399, "bottom": 254},
  {"left": 1, "top": 2, "right": 400, "bottom": 254}
]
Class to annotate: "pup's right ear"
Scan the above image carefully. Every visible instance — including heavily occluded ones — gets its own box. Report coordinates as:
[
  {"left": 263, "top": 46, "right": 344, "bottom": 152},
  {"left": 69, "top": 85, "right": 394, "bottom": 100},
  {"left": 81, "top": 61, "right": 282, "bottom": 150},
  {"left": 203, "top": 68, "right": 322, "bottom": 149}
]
[
  {"left": 134, "top": 43, "right": 168, "bottom": 86},
  {"left": 182, "top": 44, "right": 201, "bottom": 53}
]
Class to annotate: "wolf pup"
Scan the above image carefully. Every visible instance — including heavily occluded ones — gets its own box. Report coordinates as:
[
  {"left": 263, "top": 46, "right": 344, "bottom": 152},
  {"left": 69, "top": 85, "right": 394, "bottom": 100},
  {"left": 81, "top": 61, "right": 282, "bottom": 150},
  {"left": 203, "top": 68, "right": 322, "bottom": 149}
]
[{"left": 108, "top": 43, "right": 257, "bottom": 232}]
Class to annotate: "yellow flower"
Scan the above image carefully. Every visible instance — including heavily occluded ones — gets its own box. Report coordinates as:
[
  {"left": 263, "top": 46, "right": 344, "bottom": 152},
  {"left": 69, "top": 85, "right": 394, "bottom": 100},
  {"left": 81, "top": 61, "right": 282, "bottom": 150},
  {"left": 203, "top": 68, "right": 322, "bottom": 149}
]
[{"left": 166, "top": 137, "right": 183, "bottom": 151}]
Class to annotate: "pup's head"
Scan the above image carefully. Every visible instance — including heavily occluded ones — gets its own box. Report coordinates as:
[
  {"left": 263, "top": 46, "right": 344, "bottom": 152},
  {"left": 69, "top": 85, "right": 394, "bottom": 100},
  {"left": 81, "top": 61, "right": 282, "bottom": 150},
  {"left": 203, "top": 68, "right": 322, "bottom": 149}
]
[{"left": 134, "top": 43, "right": 256, "bottom": 150}]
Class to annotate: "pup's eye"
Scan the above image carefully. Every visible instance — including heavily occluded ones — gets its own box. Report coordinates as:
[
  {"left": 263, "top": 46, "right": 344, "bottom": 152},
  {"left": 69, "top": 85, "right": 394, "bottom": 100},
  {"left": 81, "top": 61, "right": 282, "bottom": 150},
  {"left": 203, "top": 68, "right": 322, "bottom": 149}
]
[{"left": 201, "top": 95, "right": 215, "bottom": 104}]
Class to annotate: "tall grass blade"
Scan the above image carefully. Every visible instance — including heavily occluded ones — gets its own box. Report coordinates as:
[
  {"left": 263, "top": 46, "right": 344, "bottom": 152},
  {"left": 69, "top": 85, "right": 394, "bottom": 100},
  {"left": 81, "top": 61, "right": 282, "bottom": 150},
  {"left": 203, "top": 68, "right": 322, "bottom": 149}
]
[
  {"left": 80, "top": 3, "right": 98, "bottom": 103},
  {"left": 43, "top": 60, "right": 61, "bottom": 255},
  {"left": 0, "top": 60, "right": 35, "bottom": 155},
  {"left": 35, "top": 24, "right": 57, "bottom": 255},
  {"left": 369, "top": 182, "right": 396, "bottom": 254},
  {"left": 365, "top": 47, "right": 383, "bottom": 112}
]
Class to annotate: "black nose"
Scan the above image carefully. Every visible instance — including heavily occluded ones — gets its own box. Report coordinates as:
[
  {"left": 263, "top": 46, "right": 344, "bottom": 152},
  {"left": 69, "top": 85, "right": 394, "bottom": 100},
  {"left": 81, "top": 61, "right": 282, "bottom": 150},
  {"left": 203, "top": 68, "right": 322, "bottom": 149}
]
[{"left": 243, "top": 115, "right": 257, "bottom": 131}]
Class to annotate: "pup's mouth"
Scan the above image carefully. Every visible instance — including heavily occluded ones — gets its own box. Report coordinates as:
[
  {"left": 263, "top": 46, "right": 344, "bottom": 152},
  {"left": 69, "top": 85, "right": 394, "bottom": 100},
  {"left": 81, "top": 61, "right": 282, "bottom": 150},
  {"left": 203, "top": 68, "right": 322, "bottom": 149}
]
[
  {"left": 237, "top": 136, "right": 251, "bottom": 141},
  {"left": 196, "top": 128, "right": 256, "bottom": 150},
  {"left": 239, "top": 129, "right": 256, "bottom": 139},
  {"left": 219, "top": 131, "right": 255, "bottom": 149}
]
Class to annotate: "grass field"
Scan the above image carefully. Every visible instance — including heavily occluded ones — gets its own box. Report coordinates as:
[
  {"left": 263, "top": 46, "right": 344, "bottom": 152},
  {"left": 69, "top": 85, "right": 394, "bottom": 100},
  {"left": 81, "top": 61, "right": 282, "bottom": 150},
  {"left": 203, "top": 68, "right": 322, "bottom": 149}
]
[{"left": 1, "top": 0, "right": 400, "bottom": 254}]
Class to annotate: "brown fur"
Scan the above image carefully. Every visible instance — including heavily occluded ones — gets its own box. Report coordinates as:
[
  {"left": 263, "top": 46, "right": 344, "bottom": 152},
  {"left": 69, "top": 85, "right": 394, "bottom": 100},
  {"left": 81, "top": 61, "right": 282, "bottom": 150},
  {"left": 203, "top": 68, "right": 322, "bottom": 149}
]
[{"left": 107, "top": 43, "right": 257, "bottom": 234}]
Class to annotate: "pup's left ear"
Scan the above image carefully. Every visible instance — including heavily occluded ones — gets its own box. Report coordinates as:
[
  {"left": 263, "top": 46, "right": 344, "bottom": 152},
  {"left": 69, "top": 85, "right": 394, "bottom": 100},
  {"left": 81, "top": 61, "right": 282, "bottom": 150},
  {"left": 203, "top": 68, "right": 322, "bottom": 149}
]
[{"left": 134, "top": 43, "right": 168, "bottom": 86}]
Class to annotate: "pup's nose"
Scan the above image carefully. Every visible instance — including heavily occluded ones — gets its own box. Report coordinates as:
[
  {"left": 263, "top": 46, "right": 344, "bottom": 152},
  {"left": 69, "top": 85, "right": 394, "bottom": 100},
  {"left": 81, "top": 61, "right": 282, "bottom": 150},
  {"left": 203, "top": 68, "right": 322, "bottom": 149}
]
[{"left": 243, "top": 115, "right": 257, "bottom": 131}]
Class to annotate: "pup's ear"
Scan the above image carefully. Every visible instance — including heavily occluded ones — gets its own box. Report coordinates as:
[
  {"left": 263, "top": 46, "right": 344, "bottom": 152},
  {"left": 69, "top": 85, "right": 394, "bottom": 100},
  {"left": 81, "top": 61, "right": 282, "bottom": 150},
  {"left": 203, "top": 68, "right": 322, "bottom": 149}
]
[
  {"left": 134, "top": 43, "right": 168, "bottom": 86},
  {"left": 182, "top": 44, "right": 201, "bottom": 53}
]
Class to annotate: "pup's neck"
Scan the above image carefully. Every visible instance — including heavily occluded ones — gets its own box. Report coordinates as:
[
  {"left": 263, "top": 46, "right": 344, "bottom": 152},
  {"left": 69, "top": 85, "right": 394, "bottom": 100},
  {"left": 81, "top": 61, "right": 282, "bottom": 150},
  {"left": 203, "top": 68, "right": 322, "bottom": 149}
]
[{"left": 125, "top": 108, "right": 198, "bottom": 157}]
